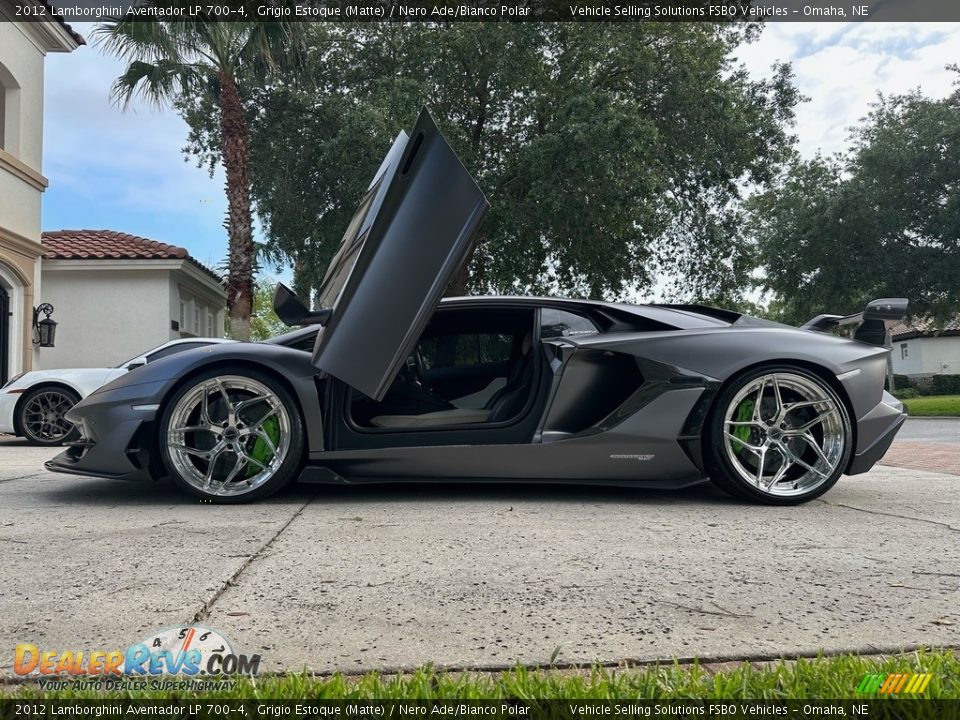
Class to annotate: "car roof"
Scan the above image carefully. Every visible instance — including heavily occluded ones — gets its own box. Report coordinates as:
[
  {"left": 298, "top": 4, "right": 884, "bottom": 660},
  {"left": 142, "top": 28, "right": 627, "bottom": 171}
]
[
  {"left": 154, "top": 337, "right": 235, "bottom": 350},
  {"left": 266, "top": 296, "right": 736, "bottom": 343},
  {"left": 438, "top": 295, "right": 735, "bottom": 329}
]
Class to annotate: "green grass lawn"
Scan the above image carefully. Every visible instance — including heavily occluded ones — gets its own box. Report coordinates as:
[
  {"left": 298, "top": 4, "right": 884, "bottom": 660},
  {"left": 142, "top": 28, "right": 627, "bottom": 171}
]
[
  {"left": 5, "top": 650, "right": 959, "bottom": 699},
  {"left": 902, "top": 394, "right": 960, "bottom": 416}
]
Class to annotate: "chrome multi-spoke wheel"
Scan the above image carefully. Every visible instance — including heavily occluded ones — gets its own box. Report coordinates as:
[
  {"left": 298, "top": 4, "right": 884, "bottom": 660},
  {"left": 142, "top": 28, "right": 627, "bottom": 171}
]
[
  {"left": 19, "top": 387, "right": 80, "bottom": 446},
  {"left": 161, "top": 370, "right": 304, "bottom": 502},
  {"left": 707, "top": 367, "right": 852, "bottom": 504}
]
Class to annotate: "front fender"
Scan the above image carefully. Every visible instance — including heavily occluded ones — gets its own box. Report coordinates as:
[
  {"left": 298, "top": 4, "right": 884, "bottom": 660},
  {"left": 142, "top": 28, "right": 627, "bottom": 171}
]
[{"left": 75, "top": 342, "right": 324, "bottom": 452}]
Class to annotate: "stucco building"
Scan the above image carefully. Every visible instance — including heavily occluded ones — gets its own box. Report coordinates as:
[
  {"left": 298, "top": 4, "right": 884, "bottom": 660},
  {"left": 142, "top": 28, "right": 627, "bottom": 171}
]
[
  {"left": 0, "top": 2, "right": 82, "bottom": 384},
  {"left": 890, "top": 317, "right": 960, "bottom": 379},
  {"left": 40, "top": 230, "right": 227, "bottom": 369}
]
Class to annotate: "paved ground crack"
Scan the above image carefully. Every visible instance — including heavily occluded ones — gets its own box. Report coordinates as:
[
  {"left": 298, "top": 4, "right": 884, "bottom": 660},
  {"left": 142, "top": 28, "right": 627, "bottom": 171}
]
[
  {"left": 192, "top": 494, "right": 314, "bottom": 623},
  {"left": 815, "top": 498, "right": 960, "bottom": 533},
  {"left": 0, "top": 473, "right": 49, "bottom": 484}
]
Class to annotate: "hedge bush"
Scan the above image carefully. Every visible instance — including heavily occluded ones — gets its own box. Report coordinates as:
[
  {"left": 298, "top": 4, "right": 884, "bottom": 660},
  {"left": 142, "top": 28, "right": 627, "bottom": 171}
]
[
  {"left": 892, "top": 387, "right": 921, "bottom": 400},
  {"left": 889, "top": 374, "right": 960, "bottom": 396}
]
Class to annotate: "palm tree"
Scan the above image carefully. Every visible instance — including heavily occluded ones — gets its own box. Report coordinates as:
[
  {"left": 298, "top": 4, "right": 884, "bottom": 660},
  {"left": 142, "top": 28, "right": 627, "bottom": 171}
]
[{"left": 94, "top": 19, "right": 305, "bottom": 340}]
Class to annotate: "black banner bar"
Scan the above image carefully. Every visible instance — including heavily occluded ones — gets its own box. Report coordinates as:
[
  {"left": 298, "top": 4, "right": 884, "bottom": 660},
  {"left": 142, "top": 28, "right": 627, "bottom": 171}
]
[
  {"left": 1, "top": 700, "right": 959, "bottom": 720},
  {"left": 7, "top": 0, "right": 960, "bottom": 23}
]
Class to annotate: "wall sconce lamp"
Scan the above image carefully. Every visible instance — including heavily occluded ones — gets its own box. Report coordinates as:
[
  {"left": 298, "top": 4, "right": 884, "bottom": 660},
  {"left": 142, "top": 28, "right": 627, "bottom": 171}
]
[{"left": 32, "top": 303, "right": 57, "bottom": 348}]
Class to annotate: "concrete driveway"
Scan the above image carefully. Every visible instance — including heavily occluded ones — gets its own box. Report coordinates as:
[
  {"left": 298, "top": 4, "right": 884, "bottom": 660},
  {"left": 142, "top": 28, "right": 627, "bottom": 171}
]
[{"left": 0, "top": 423, "right": 957, "bottom": 676}]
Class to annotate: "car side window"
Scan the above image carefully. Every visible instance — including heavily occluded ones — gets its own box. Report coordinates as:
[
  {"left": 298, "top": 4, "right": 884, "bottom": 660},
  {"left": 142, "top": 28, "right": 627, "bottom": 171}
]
[
  {"left": 419, "top": 333, "right": 514, "bottom": 369},
  {"left": 146, "top": 342, "right": 206, "bottom": 363},
  {"left": 539, "top": 308, "right": 599, "bottom": 339}
]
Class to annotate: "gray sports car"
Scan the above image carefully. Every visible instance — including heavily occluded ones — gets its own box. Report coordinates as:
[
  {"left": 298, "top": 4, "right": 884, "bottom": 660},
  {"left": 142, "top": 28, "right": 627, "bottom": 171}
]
[{"left": 47, "top": 109, "right": 908, "bottom": 505}]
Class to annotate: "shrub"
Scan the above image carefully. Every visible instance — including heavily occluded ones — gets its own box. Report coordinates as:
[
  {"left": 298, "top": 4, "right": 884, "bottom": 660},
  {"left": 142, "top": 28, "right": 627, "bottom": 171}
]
[
  {"left": 892, "top": 374, "right": 914, "bottom": 390},
  {"left": 893, "top": 387, "right": 921, "bottom": 400},
  {"left": 930, "top": 374, "right": 960, "bottom": 396},
  {"left": 888, "top": 374, "right": 960, "bottom": 396}
]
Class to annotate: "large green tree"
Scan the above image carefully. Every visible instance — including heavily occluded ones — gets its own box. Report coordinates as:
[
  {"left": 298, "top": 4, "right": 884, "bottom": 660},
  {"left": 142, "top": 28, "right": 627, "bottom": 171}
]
[
  {"left": 181, "top": 23, "right": 799, "bottom": 305},
  {"left": 95, "top": 18, "right": 306, "bottom": 340},
  {"left": 751, "top": 77, "right": 960, "bottom": 324}
]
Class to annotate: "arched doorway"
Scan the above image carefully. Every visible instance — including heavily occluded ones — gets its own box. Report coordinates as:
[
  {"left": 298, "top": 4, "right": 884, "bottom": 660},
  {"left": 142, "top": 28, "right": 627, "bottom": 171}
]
[
  {"left": 0, "top": 261, "right": 25, "bottom": 386},
  {"left": 0, "top": 284, "right": 7, "bottom": 385}
]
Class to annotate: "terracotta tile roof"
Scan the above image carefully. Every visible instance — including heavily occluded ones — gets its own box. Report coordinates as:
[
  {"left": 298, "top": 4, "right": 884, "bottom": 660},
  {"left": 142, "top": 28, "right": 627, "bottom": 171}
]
[
  {"left": 42, "top": 229, "right": 222, "bottom": 285},
  {"left": 42, "top": 229, "right": 189, "bottom": 260},
  {"left": 39, "top": 0, "right": 86, "bottom": 46},
  {"left": 890, "top": 316, "right": 960, "bottom": 341}
]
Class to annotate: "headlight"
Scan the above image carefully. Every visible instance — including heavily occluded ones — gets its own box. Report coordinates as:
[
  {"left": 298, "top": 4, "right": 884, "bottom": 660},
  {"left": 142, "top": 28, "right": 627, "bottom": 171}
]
[{"left": 1, "top": 373, "right": 24, "bottom": 390}]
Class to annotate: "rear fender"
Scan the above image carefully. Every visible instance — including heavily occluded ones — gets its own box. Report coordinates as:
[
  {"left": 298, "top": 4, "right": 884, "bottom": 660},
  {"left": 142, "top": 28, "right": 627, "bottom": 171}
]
[{"left": 577, "top": 327, "right": 889, "bottom": 422}]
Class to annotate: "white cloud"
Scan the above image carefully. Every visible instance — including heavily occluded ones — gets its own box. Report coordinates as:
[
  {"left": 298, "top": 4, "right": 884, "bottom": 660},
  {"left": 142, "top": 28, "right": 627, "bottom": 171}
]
[
  {"left": 737, "top": 22, "right": 960, "bottom": 158},
  {"left": 43, "top": 41, "right": 231, "bottom": 269}
]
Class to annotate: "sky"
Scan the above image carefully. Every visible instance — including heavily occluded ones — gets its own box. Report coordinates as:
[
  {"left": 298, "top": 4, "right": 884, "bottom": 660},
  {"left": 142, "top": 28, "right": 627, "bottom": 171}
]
[{"left": 41, "top": 22, "right": 960, "bottom": 282}]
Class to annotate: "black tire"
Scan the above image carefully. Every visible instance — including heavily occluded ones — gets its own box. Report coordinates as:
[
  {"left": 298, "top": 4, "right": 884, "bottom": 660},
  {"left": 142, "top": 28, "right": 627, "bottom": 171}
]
[
  {"left": 704, "top": 364, "right": 853, "bottom": 505},
  {"left": 17, "top": 386, "right": 81, "bottom": 446},
  {"left": 158, "top": 366, "right": 305, "bottom": 503}
]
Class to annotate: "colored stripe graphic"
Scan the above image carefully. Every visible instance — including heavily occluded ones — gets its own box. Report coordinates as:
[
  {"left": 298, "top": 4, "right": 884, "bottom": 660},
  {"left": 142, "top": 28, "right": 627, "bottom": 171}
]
[
  {"left": 879, "top": 674, "right": 900, "bottom": 693},
  {"left": 863, "top": 672, "right": 932, "bottom": 694},
  {"left": 856, "top": 673, "right": 885, "bottom": 693}
]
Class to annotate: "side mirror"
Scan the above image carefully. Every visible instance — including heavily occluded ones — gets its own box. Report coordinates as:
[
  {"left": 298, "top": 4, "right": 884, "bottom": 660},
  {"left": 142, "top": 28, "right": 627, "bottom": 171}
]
[
  {"left": 273, "top": 283, "right": 308, "bottom": 326},
  {"left": 126, "top": 360, "right": 146, "bottom": 371},
  {"left": 273, "top": 283, "right": 333, "bottom": 327}
]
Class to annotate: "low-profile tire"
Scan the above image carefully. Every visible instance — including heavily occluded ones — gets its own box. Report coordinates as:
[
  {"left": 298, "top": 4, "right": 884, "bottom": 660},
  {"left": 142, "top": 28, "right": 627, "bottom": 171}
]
[
  {"left": 704, "top": 365, "right": 853, "bottom": 505},
  {"left": 17, "top": 386, "right": 81, "bottom": 446},
  {"left": 158, "top": 366, "right": 305, "bottom": 503}
]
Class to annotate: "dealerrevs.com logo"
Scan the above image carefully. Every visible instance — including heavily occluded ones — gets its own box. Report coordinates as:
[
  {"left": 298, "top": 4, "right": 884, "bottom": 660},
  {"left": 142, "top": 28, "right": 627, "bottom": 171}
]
[{"left": 14, "top": 626, "right": 261, "bottom": 677}]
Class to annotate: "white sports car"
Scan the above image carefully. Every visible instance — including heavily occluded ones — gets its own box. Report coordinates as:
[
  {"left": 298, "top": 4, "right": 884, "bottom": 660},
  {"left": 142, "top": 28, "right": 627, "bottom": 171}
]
[{"left": 0, "top": 338, "right": 234, "bottom": 446}]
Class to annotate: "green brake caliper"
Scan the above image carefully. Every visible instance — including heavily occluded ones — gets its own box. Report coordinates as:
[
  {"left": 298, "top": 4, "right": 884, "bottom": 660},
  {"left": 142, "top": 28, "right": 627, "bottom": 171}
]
[
  {"left": 733, "top": 399, "right": 755, "bottom": 446},
  {"left": 245, "top": 416, "right": 280, "bottom": 478}
]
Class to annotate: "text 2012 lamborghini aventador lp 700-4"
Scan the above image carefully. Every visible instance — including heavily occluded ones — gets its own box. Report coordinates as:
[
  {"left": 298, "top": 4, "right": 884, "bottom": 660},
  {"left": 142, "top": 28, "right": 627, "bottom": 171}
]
[{"left": 47, "top": 109, "right": 908, "bottom": 504}]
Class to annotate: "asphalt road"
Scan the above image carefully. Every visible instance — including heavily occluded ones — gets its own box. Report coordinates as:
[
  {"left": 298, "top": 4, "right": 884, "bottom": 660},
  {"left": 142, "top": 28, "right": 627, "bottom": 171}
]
[
  {"left": 895, "top": 417, "right": 960, "bottom": 444},
  {"left": 0, "top": 422, "right": 958, "bottom": 677}
]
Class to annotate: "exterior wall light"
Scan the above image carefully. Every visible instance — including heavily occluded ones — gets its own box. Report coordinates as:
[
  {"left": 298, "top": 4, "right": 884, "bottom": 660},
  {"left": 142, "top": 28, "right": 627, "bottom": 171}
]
[{"left": 32, "top": 303, "right": 57, "bottom": 348}]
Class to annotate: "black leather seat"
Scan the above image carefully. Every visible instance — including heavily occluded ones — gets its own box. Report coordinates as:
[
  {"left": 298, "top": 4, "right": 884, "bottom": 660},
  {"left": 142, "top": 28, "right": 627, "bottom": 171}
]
[
  {"left": 370, "top": 331, "right": 537, "bottom": 428},
  {"left": 485, "top": 332, "right": 536, "bottom": 422}
]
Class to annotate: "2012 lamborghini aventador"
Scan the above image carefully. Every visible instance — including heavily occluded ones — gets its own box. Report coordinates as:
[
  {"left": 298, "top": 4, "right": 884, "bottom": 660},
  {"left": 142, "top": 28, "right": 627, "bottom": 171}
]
[{"left": 46, "top": 109, "right": 908, "bottom": 505}]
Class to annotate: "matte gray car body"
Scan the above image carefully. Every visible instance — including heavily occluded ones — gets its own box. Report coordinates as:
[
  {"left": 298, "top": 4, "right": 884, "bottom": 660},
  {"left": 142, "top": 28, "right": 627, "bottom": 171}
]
[
  {"left": 46, "top": 295, "right": 904, "bottom": 489},
  {"left": 45, "top": 108, "right": 906, "bottom": 502}
]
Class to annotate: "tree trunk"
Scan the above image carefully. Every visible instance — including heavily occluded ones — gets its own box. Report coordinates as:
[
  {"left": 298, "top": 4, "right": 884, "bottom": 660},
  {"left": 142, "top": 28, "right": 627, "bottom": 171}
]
[
  {"left": 445, "top": 239, "right": 480, "bottom": 297},
  {"left": 219, "top": 71, "right": 254, "bottom": 341}
]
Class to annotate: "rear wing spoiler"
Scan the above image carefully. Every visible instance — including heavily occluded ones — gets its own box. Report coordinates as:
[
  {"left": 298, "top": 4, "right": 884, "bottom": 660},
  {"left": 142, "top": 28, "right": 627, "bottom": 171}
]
[{"left": 801, "top": 298, "right": 908, "bottom": 347}]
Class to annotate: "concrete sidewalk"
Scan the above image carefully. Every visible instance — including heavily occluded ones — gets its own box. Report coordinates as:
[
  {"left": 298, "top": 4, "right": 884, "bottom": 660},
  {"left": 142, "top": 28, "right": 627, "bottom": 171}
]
[{"left": 0, "top": 434, "right": 957, "bottom": 676}]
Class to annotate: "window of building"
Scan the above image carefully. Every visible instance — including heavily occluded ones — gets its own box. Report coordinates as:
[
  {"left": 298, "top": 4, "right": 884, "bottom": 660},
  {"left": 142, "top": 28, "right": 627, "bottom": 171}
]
[
  {"left": 0, "top": 61, "right": 21, "bottom": 154},
  {"left": 195, "top": 305, "right": 202, "bottom": 335},
  {"left": 179, "top": 300, "right": 187, "bottom": 332},
  {"left": 208, "top": 311, "right": 216, "bottom": 337},
  {"left": 901, "top": 343, "right": 908, "bottom": 359},
  {"left": 0, "top": 86, "right": 5, "bottom": 150}
]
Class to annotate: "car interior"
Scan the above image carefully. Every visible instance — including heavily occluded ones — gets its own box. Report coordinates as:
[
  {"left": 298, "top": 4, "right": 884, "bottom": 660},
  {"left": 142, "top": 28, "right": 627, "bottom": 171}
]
[
  {"left": 350, "top": 307, "right": 540, "bottom": 430},
  {"left": 345, "top": 304, "right": 612, "bottom": 434}
]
